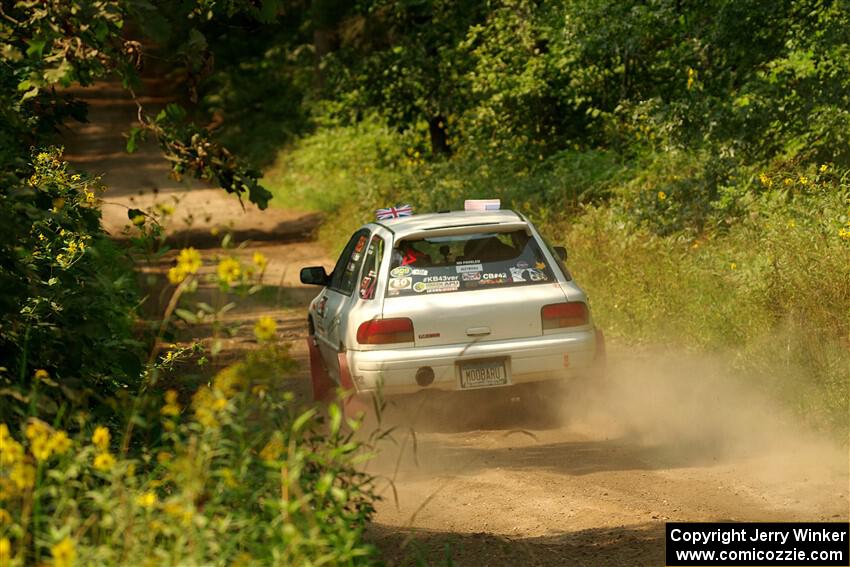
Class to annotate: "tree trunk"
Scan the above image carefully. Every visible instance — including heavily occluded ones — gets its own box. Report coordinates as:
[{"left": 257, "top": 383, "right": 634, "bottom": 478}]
[{"left": 428, "top": 115, "right": 450, "bottom": 156}]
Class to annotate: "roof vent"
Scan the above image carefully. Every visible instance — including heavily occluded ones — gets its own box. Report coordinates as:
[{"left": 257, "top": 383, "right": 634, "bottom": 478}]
[{"left": 464, "top": 199, "right": 500, "bottom": 211}]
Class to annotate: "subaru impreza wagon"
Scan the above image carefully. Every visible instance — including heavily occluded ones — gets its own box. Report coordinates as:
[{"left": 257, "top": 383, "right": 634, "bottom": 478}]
[{"left": 300, "top": 208, "right": 605, "bottom": 406}]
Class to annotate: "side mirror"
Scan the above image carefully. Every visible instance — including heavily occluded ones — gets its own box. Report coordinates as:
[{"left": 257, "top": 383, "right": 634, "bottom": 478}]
[
  {"left": 300, "top": 266, "right": 330, "bottom": 286},
  {"left": 553, "top": 246, "right": 567, "bottom": 261}
]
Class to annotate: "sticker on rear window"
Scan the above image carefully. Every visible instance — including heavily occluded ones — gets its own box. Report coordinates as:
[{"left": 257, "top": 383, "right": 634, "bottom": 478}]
[
  {"left": 462, "top": 272, "right": 482, "bottom": 281},
  {"left": 389, "top": 276, "right": 412, "bottom": 291},
  {"left": 390, "top": 266, "right": 411, "bottom": 278},
  {"left": 456, "top": 262, "right": 483, "bottom": 274}
]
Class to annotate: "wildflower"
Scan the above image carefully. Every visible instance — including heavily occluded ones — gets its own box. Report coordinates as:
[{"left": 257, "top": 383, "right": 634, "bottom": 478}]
[
  {"left": 93, "top": 452, "right": 115, "bottom": 472},
  {"left": 136, "top": 491, "right": 157, "bottom": 509},
  {"left": 799, "top": 176, "right": 809, "bottom": 186},
  {"left": 48, "top": 431, "right": 72, "bottom": 455},
  {"left": 820, "top": 164, "right": 829, "bottom": 173},
  {"left": 252, "top": 251, "right": 268, "bottom": 270},
  {"left": 259, "top": 436, "right": 283, "bottom": 461},
  {"left": 787, "top": 219, "right": 796, "bottom": 229},
  {"left": 161, "top": 389, "right": 181, "bottom": 417},
  {"left": 217, "top": 257, "right": 241, "bottom": 285},
  {"left": 10, "top": 463, "right": 36, "bottom": 490},
  {"left": 839, "top": 227, "right": 850, "bottom": 241},
  {"left": 84, "top": 189, "right": 96, "bottom": 204},
  {"left": 92, "top": 426, "right": 110, "bottom": 451},
  {"left": 0, "top": 538, "right": 10, "bottom": 564},
  {"left": 657, "top": 191, "right": 667, "bottom": 201},
  {"left": 783, "top": 178, "right": 793, "bottom": 186},
  {"left": 212, "top": 398, "right": 228, "bottom": 411},
  {"left": 254, "top": 316, "right": 277, "bottom": 342},
  {"left": 0, "top": 425, "right": 24, "bottom": 465},
  {"left": 71, "top": 174, "right": 81, "bottom": 182},
  {"left": 51, "top": 537, "right": 76, "bottom": 567},
  {"left": 156, "top": 203, "right": 175, "bottom": 216},
  {"left": 730, "top": 262, "right": 737, "bottom": 270},
  {"left": 220, "top": 468, "right": 239, "bottom": 488},
  {"left": 168, "top": 247, "right": 202, "bottom": 284},
  {"left": 132, "top": 214, "right": 146, "bottom": 226},
  {"left": 686, "top": 67, "right": 696, "bottom": 90},
  {"left": 758, "top": 172, "right": 772, "bottom": 187}
]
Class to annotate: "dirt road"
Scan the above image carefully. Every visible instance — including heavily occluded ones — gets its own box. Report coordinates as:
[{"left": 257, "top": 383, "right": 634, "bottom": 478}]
[{"left": 63, "top": 80, "right": 849, "bottom": 567}]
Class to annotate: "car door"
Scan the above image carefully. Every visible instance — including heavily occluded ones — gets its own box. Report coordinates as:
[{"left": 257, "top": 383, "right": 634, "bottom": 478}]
[{"left": 315, "top": 229, "right": 371, "bottom": 379}]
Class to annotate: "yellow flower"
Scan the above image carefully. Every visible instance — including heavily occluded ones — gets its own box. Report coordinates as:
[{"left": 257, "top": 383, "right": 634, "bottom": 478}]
[
  {"left": 212, "top": 398, "right": 228, "bottom": 411},
  {"left": 217, "top": 257, "right": 241, "bottom": 285},
  {"left": 730, "top": 262, "right": 737, "bottom": 270},
  {"left": 71, "top": 174, "right": 81, "bottom": 181},
  {"left": 657, "top": 191, "right": 667, "bottom": 201},
  {"left": 758, "top": 172, "right": 772, "bottom": 187},
  {"left": 93, "top": 452, "right": 115, "bottom": 472},
  {"left": 259, "top": 436, "right": 283, "bottom": 462},
  {"left": 839, "top": 227, "right": 850, "bottom": 241},
  {"left": 51, "top": 537, "right": 76, "bottom": 567},
  {"left": 783, "top": 178, "right": 793, "bottom": 186},
  {"left": 132, "top": 214, "right": 146, "bottom": 226},
  {"left": 136, "top": 491, "right": 157, "bottom": 509},
  {"left": 155, "top": 203, "right": 175, "bottom": 216},
  {"left": 798, "top": 176, "right": 809, "bottom": 186},
  {"left": 92, "top": 426, "right": 110, "bottom": 451},
  {"left": 168, "top": 247, "right": 202, "bottom": 284},
  {"left": 84, "top": 189, "right": 96, "bottom": 204},
  {"left": 0, "top": 537, "right": 10, "bottom": 564},
  {"left": 48, "top": 431, "right": 72, "bottom": 455},
  {"left": 0, "top": 425, "right": 24, "bottom": 466},
  {"left": 34, "top": 368, "right": 49, "bottom": 381},
  {"left": 30, "top": 436, "right": 52, "bottom": 462},
  {"left": 820, "top": 164, "right": 829, "bottom": 173},
  {"left": 686, "top": 67, "right": 696, "bottom": 90},
  {"left": 10, "top": 463, "right": 35, "bottom": 490},
  {"left": 161, "top": 389, "right": 181, "bottom": 417},
  {"left": 253, "top": 316, "right": 277, "bottom": 342},
  {"left": 252, "top": 251, "right": 268, "bottom": 270}
]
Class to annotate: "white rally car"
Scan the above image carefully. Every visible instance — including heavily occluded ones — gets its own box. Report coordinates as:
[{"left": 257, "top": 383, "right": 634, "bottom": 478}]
[{"left": 300, "top": 207, "right": 605, "bottom": 406}]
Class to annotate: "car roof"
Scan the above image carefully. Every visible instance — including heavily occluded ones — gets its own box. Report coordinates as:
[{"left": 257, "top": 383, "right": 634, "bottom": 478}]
[{"left": 374, "top": 210, "right": 525, "bottom": 237}]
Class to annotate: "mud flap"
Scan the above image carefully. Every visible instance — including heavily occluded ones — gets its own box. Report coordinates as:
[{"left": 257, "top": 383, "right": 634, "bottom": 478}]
[
  {"left": 307, "top": 336, "right": 335, "bottom": 402},
  {"left": 592, "top": 327, "right": 607, "bottom": 380},
  {"left": 337, "top": 352, "right": 373, "bottom": 421}
]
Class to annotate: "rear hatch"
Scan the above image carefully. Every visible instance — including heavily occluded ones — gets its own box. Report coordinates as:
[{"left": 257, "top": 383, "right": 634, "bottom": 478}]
[{"left": 381, "top": 228, "right": 568, "bottom": 348}]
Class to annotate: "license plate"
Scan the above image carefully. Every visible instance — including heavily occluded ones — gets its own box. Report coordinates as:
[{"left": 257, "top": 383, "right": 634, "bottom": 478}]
[{"left": 459, "top": 358, "right": 509, "bottom": 389}]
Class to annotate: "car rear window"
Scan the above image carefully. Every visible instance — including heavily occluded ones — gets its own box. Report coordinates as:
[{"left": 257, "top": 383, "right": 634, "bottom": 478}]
[{"left": 386, "top": 230, "right": 555, "bottom": 297}]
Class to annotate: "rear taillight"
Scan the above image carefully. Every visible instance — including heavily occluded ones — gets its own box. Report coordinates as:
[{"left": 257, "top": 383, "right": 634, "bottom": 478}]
[
  {"left": 541, "top": 302, "right": 588, "bottom": 330},
  {"left": 357, "top": 318, "right": 414, "bottom": 345}
]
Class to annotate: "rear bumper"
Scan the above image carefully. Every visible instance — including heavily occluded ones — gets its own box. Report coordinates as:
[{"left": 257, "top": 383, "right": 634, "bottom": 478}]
[{"left": 347, "top": 328, "right": 599, "bottom": 395}]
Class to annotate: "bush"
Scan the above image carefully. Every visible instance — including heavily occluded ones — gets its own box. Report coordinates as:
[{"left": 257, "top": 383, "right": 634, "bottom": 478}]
[{"left": 0, "top": 347, "right": 379, "bottom": 566}]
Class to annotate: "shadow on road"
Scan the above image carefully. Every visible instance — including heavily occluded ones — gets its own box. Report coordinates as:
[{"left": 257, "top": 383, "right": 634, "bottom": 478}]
[{"left": 369, "top": 521, "right": 664, "bottom": 567}]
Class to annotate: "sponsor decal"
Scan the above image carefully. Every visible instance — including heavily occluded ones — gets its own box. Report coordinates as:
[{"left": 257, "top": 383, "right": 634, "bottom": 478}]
[
  {"left": 509, "top": 267, "right": 526, "bottom": 282},
  {"left": 411, "top": 268, "right": 428, "bottom": 276},
  {"left": 389, "top": 276, "right": 412, "bottom": 290},
  {"left": 316, "top": 296, "right": 328, "bottom": 317},
  {"left": 390, "top": 266, "right": 412, "bottom": 278},
  {"left": 516, "top": 261, "right": 529, "bottom": 269},
  {"left": 418, "top": 332, "right": 441, "bottom": 339},
  {"left": 456, "top": 262, "right": 483, "bottom": 274},
  {"left": 535, "top": 261, "right": 546, "bottom": 270},
  {"left": 346, "top": 261, "right": 356, "bottom": 272},
  {"left": 387, "top": 288, "right": 400, "bottom": 296},
  {"left": 354, "top": 235, "right": 367, "bottom": 253},
  {"left": 462, "top": 271, "right": 482, "bottom": 281},
  {"left": 351, "top": 252, "right": 361, "bottom": 262},
  {"left": 480, "top": 278, "right": 507, "bottom": 285},
  {"left": 424, "top": 280, "right": 460, "bottom": 293},
  {"left": 528, "top": 268, "right": 548, "bottom": 281},
  {"left": 413, "top": 282, "right": 427, "bottom": 293},
  {"left": 423, "top": 275, "right": 458, "bottom": 283}
]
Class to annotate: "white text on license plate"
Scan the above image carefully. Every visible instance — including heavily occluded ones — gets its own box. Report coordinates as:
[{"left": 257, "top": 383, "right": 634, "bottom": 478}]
[{"left": 460, "top": 359, "right": 508, "bottom": 389}]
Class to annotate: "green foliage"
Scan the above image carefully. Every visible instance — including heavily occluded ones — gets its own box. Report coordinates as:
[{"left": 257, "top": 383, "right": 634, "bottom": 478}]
[
  {"left": 0, "top": 148, "right": 142, "bottom": 423},
  {"left": 0, "top": 347, "right": 379, "bottom": 566}
]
